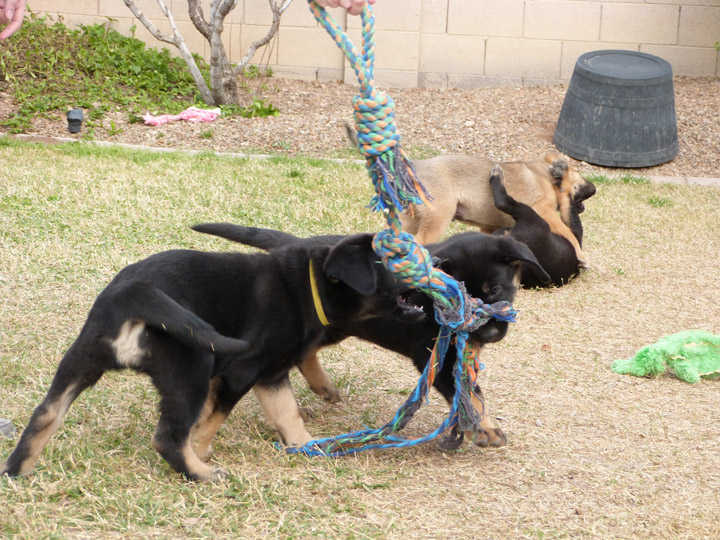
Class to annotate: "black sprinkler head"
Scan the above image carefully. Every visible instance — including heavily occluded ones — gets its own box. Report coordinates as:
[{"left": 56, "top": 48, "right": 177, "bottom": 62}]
[{"left": 67, "top": 109, "right": 84, "bottom": 134}]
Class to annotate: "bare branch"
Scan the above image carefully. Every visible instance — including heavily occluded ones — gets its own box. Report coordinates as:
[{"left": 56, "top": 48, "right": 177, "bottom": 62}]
[
  {"left": 123, "top": 0, "right": 214, "bottom": 105},
  {"left": 188, "top": 0, "right": 211, "bottom": 39},
  {"left": 122, "top": 0, "right": 178, "bottom": 46},
  {"left": 233, "top": 0, "right": 292, "bottom": 75},
  {"left": 215, "top": 0, "right": 239, "bottom": 21}
]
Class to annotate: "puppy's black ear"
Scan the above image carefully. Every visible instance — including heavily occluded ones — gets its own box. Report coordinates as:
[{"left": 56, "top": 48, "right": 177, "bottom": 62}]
[
  {"left": 432, "top": 256, "right": 453, "bottom": 276},
  {"left": 323, "top": 234, "right": 378, "bottom": 295},
  {"left": 502, "top": 239, "right": 551, "bottom": 284}
]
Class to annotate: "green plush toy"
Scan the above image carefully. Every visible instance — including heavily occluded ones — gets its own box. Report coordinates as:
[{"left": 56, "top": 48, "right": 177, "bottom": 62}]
[{"left": 612, "top": 330, "right": 720, "bottom": 383}]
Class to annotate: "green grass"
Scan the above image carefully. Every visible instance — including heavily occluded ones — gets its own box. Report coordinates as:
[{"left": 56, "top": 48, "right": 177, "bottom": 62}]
[
  {"left": 2, "top": 140, "right": 720, "bottom": 539},
  {"left": 583, "top": 173, "right": 651, "bottom": 186}
]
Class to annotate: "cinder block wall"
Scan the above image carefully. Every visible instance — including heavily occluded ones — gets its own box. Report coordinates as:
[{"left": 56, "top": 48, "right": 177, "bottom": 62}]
[{"left": 29, "top": 0, "right": 720, "bottom": 88}]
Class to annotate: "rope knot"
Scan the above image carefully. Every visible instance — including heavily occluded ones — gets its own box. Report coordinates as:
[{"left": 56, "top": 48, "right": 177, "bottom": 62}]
[
  {"left": 287, "top": 0, "right": 520, "bottom": 457},
  {"left": 372, "top": 227, "right": 436, "bottom": 289},
  {"left": 353, "top": 90, "right": 399, "bottom": 158}
]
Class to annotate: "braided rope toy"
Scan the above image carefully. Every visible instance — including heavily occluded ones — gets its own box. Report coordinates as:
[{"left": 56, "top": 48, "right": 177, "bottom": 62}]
[{"left": 285, "top": 2, "right": 517, "bottom": 457}]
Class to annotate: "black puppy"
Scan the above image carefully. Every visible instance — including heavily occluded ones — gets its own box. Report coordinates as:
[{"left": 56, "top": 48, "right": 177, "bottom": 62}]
[
  {"left": 1, "top": 234, "right": 426, "bottom": 481},
  {"left": 191, "top": 223, "right": 550, "bottom": 449},
  {"left": 490, "top": 165, "right": 596, "bottom": 288}
]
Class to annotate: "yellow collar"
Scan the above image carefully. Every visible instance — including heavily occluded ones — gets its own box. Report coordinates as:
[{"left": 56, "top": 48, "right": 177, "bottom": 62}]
[{"left": 309, "top": 259, "right": 330, "bottom": 326}]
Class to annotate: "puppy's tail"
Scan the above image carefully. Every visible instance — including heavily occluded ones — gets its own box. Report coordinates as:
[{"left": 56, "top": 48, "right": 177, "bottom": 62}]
[
  {"left": 191, "top": 223, "right": 300, "bottom": 251},
  {"left": 100, "top": 282, "right": 251, "bottom": 356}
]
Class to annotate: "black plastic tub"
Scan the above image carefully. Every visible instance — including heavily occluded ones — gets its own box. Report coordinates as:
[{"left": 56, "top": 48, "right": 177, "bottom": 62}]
[{"left": 553, "top": 50, "right": 678, "bottom": 168}]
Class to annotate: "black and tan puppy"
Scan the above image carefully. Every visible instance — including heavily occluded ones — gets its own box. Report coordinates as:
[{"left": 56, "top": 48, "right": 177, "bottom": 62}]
[
  {"left": 0, "top": 235, "right": 427, "bottom": 481},
  {"left": 192, "top": 223, "right": 550, "bottom": 448},
  {"left": 490, "top": 165, "right": 596, "bottom": 288},
  {"left": 399, "top": 153, "right": 593, "bottom": 267}
]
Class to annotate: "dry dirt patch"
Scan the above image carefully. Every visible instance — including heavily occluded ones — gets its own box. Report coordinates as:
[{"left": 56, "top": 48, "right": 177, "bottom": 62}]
[{"left": 4, "top": 76, "right": 720, "bottom": 178}]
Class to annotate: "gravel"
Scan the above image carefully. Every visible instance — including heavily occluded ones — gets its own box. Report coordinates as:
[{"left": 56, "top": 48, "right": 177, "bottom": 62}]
[{"left": 4, "top": 76, "right": 719, "bottom": 178}]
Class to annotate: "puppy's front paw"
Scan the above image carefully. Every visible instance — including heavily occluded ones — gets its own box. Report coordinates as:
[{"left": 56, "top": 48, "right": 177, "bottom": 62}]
[
  {"left": 576, "top": 250, "right": 590, "bottom": 268},
  {"left": 310, "top": 383, "right": 342, "bottom": 404},
  {"left": 473, "top": 426, "right": 507, "bottom": 448},
  {"left": 298, "top": 407, "right": 315, "bottom": 422},
  {"left": 206, "top": 466, "right": 230, "bottom": 482},
  {"left": 436, "top": 426, "right": 465, "bottom": 451}
]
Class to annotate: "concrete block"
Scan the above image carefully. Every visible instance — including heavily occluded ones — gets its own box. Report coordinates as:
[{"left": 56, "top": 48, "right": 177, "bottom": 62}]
[
  {"left": 278, "top": 0, "right": 318, "bottom": 28},
  {"left": 421, "top": 0, "right": 447, "bottom": 34},
  {"left": 688, "top": 177, "right": 720, "bottom": 186},
  {"left": 524, "top": 1, "right": 600, "bottom": 41},
  {"left": 273, "top": 65, "right": 318, "bottom": 80},
  {"left": 419, "top": 34, "right": 484, "bottom": 75},
  {"left": 170, "top": 0, "right": 191, "bottom": 22},
  {"left": 418, "top": 72, "right": 448, "bottom": 89},
  {"left": 99, "top": 0, "right": 163, "bottom": 19},
  {"left": 370, "top": 69, "right": 419, "bottom": 89},
  {"left": 641, "top": 45, "right": 719, "bottom": 77},
  {"left": 317, "top": 67, "right": 344, "bottom": 82},
  {"left": 560, "top": 42, "right": 639, "bottom": 79},
  {"left": 170, "top": 0, "right": 242, "bottom": 25},
  {"left": 601, "top": 4, "right": 679, "bottom": 45},
  {"left": 345, "top": 29, "right": 419, "bottom": 72},
  {"left": 344, "top": 67, "right": 418, "bottom": 89},
  {"left": 448, "top": 0, "right": 524, "bottom": 38},
  {"left": 346, "top": 0, "right": 421, "bottom": 31},
  {"left": 33, "top": 0, "right": 99, "bottom": 16},
  {"left": 176, "top": 19, "right": 208, "bottom": 59},
  {"left": 245, "top": 0, "right": 304, "bottom": 26},
  {"left": 645, "top": 0, "right": 718, "bottom": 5},
  {"left": 523, "top": 77, "right": 565, "bottom": 86},
  {"left": 486, "top": 37, "right": 562, "bottom": 79},
  {"left": 448, "top": 74, "right": 523, "bottom": 88},
  {"left": 277, "top": 27, "right": 343, "bottom": 69},
  {"left": 235, "top": 24, "right": 280, "bottom": 66},
  {"left": 678, "top": 6, "right": 720, "bottom": 48}
]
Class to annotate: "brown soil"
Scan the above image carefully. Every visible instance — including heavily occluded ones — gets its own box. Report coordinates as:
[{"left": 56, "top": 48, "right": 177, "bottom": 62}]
[{"left": 2, "top": 76, "right": 719, "bottom": 178}]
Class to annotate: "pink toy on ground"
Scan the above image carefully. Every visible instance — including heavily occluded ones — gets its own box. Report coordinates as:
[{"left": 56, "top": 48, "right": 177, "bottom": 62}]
[{"left": 143, "top": 107, "right": 221, "bottom": 126}]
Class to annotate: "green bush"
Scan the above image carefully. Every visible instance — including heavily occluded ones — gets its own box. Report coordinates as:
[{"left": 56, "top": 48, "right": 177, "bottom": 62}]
[
  {"left": 0, "top": 15, "right": 205, "bottom": 131},
  {"left": 0, "top": 14, "right": 277, "bottom": 132}
]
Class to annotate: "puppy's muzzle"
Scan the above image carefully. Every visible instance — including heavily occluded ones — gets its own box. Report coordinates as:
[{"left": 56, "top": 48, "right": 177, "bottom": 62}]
[
  {"left": 396, "top": 289, "right": 426, "bottom": 321},
  {"left": 472, "top": 320, "right": 509, "bottom": 344}
]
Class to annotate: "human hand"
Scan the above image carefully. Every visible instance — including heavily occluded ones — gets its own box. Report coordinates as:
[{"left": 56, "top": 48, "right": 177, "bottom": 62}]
[
  {"left": 313, "top": 0, "right": 375, "bottom": 16},
  {"left": 0, "top": 0, "right": 27, "bottom": 40}
]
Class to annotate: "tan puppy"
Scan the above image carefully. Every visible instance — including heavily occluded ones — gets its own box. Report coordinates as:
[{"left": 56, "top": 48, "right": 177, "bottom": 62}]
[{"left": 401, "top": 153, "right": 591, "bottom": 267}]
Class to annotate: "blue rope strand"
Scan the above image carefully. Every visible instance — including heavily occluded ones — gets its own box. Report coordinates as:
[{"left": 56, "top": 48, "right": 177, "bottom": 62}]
[{"left": 287, "top": 1, "right": 517, "bottom": 458}]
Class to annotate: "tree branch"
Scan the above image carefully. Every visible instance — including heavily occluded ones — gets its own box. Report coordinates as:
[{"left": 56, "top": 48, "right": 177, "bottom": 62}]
[
  {"left": 122, "top": 0, "right": 178, "bottom": 46},
  {"left": 188, "top": 0, "right": 211, "bottom": 40},
  {"left": 233, "top": 0, "right": 292, "bottom": 75},
  {"left": 123, "top": 0, "right": 215, "bottom": 105}
]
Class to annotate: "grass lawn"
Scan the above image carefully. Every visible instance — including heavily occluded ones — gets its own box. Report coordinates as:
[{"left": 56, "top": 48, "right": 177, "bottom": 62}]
[{"left": 1, "top": 139, "right": 719, "bottom": 539}]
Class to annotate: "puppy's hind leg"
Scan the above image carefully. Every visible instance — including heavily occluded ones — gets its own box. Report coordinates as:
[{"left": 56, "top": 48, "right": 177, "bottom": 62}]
[
  {"left": 413, "top": 211, "right": 454, "bottom": 245},
  {"left": 1, "top": 339, "right": 107, "bottom": 477},
  {"left": 191, "top": 376, "right": 246, "bottom": 462},
  {"left": 491, "top": 165, "right": 553, "bottom": 241},
  {"left": 147, "top": 342, "right": 229, "bottom": 482}
]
